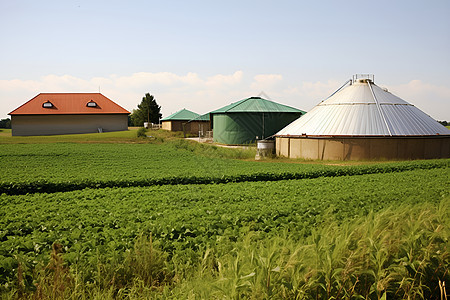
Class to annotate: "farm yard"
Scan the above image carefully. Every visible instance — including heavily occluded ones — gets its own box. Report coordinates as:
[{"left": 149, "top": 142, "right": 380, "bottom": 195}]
[{"left": 0, "top": 128, "right": 449, "bottom": 299}]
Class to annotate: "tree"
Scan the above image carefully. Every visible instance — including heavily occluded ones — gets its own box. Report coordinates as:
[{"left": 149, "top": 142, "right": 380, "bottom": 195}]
[
  {"left": 131, "top": 93, "right": 162, "bottom": 126},
  {"left": 0, "top": 118, "right": 11, "bottom": 129}
]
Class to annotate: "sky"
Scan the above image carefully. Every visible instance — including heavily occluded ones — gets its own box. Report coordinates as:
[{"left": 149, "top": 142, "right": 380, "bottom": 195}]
[{"left": 1, "top": 0, "right": 449, "bottom": 120}]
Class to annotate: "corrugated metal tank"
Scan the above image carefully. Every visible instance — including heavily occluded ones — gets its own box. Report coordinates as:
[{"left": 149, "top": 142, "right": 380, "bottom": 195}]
[
  {"left": 211, "top": 97, "right": 305, "bottom": 145},
  {"left": 275, "top": 75, "right": 450, "bottom": 160}
]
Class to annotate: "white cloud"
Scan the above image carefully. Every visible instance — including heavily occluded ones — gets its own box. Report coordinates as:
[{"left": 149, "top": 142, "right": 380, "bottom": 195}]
[
  {"left": 300, "top": 80, "right": 340, "bottom": 100},
  {"left": 205, "top": 71, "right": 243, "bottom": 88},
  {"left": 0, "top": 71, "right": 247, "bottom": 119},
  {"left": 387, "top": 80, "right": 450, "bottom": 120},
  {"left": 282, "top": 80, "right": 340, "bottom": 111},
  {"left": 1, "top": 73, "right": 449, "bottom": 121},
  {"left": 112, "top": 72, "right": 204, "bottom": 89},
  {"left": 250, "top": 74, "right": 283, "bottom": 91}
]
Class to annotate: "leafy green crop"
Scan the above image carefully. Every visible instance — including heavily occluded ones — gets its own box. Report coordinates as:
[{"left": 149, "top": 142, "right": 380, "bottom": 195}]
[
  {"left": 0, "top": 143, "right": 448, "bottom": 195},
  {"left": 1, "top": 140, "right": 449, "bottom": 298},
  {"left": 1, "top": 168, "right": 448, "bottom": 296}
]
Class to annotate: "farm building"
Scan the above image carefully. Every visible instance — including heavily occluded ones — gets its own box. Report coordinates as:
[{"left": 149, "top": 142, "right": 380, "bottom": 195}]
[
  {"left": 275, "top": 75, "right": 450, "bottom": 160},
  {"left": 210, "top": 96, "right": 305, "bottom": 145},
  {"left": 161, "top": 108, "right": 200, "bottom": 132},
  {"left": 9, "top": 93, "right": 130, "bottom": 136},
  {"left": 184, "top": 113, "right": 211, "bottom": 136}
]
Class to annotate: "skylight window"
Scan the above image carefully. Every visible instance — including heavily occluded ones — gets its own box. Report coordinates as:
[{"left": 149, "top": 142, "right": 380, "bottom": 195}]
[
  {"left": 42, "top": 101, "right": 53, "bottom": 108},
  {"left": 86, "top": 100, "right": 97, "bottom": 107}
]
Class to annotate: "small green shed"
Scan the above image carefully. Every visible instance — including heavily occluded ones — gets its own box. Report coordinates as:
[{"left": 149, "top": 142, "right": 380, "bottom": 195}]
[
  {"left": 161, "top": 109, "right": 200, "bottom": 132},
  {"left": 210, "top": 97, "right": 305, "bottom": 145}
]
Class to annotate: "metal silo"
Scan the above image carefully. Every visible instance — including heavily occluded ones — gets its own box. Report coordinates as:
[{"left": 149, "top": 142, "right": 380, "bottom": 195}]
[{"left": 275, "top": 75, "right": 450, "bottom": 160}]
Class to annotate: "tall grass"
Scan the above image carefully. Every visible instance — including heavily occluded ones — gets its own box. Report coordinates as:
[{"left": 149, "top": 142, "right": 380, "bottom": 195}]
[
  {"left": 201, "top": 200, "right": 449, "bottom": 299},
  {"left": 11, "top": 200, "right": 448, "bottom": 299},
  {"left": 13, "top": 234, "right": 172, "bottom": 299},
  {"left": 168, "top": 138, "right": 256, "bottom": 160}
]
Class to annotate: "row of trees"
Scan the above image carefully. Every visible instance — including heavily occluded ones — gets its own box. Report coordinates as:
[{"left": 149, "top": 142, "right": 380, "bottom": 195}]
[
  {"left": 0, "top": 118, "right": 11, "bottom": 128},
  {"left": 130, "top": 93, "right": 162, "bottom": 127}
]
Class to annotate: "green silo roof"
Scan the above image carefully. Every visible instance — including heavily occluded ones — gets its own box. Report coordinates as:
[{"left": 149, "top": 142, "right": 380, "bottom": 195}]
[
  {"left": 161, "top": 108, "right": 200, "bottom": 121},
  {"left": 210, "top": 97, "right": 305, "bottom": 114}
]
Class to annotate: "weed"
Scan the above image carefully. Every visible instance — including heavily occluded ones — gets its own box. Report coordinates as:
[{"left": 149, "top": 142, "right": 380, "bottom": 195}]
[
  {"left": 33, "top": 243, "right": 73, "bottom": 299},
  {"left": 136, "top": 127, "right": 147, "bottom": 138}
]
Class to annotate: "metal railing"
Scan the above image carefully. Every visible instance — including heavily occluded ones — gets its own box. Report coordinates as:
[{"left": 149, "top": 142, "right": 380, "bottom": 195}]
[{"left": 198, "top": 130, "right": 213, "bottom": 143}]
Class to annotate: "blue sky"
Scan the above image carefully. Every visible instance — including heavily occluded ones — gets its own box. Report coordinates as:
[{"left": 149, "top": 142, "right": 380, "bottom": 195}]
[{"left": 1, "top": 0, "right": 449, "bottom": 120}]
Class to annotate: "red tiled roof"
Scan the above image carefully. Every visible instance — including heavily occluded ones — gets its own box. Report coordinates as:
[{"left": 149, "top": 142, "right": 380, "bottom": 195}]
[{"left": 9, "top": 93, "right": 130, "bottom": 115}]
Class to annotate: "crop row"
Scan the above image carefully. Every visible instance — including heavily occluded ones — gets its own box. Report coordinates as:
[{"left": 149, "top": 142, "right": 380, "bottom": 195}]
[
  {"left": 1, "top": 168, "right": 448, "bottom": 292},
  {"left": 1, "top": 158, "right": 448, "bottom": 195}
]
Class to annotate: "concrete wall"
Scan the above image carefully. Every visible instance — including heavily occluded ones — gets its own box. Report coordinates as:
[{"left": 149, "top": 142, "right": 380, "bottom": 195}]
[
  {"left": 161, "top": 120, "right": 185, "bottom": 132},
  {"left": 276, "top": 136, "right": 450, "bottom": 160},
  {"left": 11, "top": 114, "right": 128, "bottom": 136},
  {"left": 161, "top": 121, "right": 172, "bottom": 131}
]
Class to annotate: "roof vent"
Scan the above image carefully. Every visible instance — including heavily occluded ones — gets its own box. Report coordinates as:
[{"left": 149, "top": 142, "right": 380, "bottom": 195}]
[
  {"left": 42, "top": 101, "right": 53, "bottom": 108},
  {"left": 352, "top": 74, "right": 374, "bottom": 84},
  {"left": 357, "top": 78, "right": 373, "bottom": 84},
  {"left": 86, "top": 100, "right": 97, "bottom": 107}
]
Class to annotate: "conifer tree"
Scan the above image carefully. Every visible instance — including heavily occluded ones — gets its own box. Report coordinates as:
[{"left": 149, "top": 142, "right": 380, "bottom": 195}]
[{"left": 131, "top": 93, "right": 162, "bottom": 126}]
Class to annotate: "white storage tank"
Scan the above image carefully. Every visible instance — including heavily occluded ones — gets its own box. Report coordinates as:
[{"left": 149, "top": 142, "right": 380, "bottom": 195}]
[{"left": 274, "top": 74, "right": 450, "bottom": 160}]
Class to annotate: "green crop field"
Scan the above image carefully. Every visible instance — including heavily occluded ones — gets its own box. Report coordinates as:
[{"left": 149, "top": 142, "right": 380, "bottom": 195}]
[
  {"left": 1, "top": 140, "right": 447, "bottom": 195},
  {"left": 0, "top": 129, "right": 449, "bottom": 299}
]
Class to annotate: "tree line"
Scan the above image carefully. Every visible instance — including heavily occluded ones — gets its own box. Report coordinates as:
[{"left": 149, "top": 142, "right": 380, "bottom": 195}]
[{"left": 0, "top": 118, "right": 11, "bottom": 128}]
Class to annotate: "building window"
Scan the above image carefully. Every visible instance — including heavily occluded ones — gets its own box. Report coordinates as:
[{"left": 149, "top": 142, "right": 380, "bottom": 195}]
[
  {"left": 87, "top": 100, "right": 97, "bottom": 107},
  {"left": 42, "top": 101, "right": 53, "bottom": 108}
]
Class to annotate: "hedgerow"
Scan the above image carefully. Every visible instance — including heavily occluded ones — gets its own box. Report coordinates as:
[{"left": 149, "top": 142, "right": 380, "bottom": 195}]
[{"left": 0, "top": 158, "right": 447, "bottom": 195}]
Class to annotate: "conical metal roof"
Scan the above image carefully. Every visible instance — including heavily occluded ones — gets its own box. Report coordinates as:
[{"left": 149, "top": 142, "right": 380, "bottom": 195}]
[
  {"left": 276, "top": 76, "right": 450, "bottom": 137},
  {"left": 161, "top": 108, "right": 200, "bottom": 121},
  {"left": 210, "top": 97, "right": 305, "bottom": 114}
]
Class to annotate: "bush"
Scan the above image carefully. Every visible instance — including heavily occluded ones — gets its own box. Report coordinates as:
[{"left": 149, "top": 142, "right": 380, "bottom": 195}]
[
  {"left": 137, "top": 127, "right": 147, "bottom": 138},
  {"left": 0, "top": 118, "right": 11, "bottom": 129}
]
